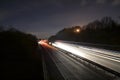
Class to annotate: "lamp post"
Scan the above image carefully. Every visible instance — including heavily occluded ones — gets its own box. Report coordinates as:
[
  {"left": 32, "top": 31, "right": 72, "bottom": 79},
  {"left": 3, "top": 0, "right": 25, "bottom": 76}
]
[
  {"left": 74, "top": 28, "right": 81, "bottom": 41},
  {"left": 74, "top": 28, "right": 80, "bottom": 33},
  {"left": 75, "top": 29, "right": 80, "bottom": 33}
]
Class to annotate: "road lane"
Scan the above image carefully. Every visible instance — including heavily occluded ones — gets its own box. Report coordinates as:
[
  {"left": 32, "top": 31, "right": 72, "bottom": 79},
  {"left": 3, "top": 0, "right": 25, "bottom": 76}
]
[
  {"left": 41, "top": 44, "right": 65, "bottom": 80},
  {"left": 42, "top": 54, "right": 49, "bottom": 80},
  {"left": 41, "top": 43, "right": 111, "bottom": 80},
  {"left": 52, "top": 41, "right": 120, "bottom": 74}
]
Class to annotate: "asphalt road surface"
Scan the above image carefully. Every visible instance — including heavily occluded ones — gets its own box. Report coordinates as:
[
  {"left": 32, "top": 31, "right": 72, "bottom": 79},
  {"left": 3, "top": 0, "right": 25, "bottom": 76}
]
[{"left": 40, "top": 43, "right": 116, "bottom": 80}]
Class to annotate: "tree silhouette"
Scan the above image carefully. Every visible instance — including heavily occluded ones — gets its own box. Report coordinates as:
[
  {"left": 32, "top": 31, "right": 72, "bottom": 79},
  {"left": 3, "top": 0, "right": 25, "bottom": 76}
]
[
  {"left": 1, "top": 28, "right": 43, "bottom": 79},
  {"left": 49, "top": 17, "right": 120, "bottom": 51}
]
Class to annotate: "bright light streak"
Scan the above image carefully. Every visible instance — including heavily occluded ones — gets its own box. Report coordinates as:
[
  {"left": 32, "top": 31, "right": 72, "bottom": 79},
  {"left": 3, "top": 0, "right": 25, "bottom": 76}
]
[
  {"left": 49, "top": 42, "right": 52, "bottom": 45},
  {"left": 52, "top": 42, "right": 86, "bottom": 57},
  {"left": 53, "top": 42, "right": 120, "bottom": 62},
  {"left": 38, "top": 41, "right": 41, "bottom": 44},
  {"left": 38, "top": 40, "right": 47, "bottom": 44}
]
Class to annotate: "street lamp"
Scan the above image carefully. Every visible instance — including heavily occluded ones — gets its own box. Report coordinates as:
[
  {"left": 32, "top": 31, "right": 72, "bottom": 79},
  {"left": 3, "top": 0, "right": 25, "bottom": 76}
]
[
  {"left": 74, "top": 27, "right": 81, "bottom": 41},
  {"left": 76, "top": 29, "right": 80, "bottom": 33},
  {"left": 74, "top": 28, "right": 80, "bottom": 33}
]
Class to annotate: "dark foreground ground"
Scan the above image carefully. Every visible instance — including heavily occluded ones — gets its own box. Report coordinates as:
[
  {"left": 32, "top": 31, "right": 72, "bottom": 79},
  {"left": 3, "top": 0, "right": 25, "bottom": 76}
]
[
  {"left": 1, "top": 30, "right": 44, "bottom": 80},
  {"left": 2, "top": 47, "right": 44, "bottom": 80}
]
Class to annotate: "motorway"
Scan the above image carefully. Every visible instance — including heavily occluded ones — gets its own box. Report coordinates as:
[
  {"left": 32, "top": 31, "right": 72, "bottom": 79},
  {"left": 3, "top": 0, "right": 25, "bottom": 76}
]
[
  {"left": 52, "top": 41, "right": 120, "bottom": 74},
  {"left": 40, "top": 42, "right": 118, "bottom": 80}
]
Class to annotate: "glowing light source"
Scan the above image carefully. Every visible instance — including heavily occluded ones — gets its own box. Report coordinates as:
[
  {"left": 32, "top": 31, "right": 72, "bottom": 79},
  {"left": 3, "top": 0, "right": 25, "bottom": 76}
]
[
  {"left": 76, "top": 29, "right": 80, "bottom": 32},
  {"left": 38, "top": 41, "right": 41, "bottom": 44},
  {"left": 38, "top": 40, "right": 44, "bottom": 44},
  {"left": 74, "top": 28, "right": 81, "bottom": 33},
  {"left": 38, "top": 40, "right": 48, "bottom": 44},
  {"left": 52, "top": 42, "right": 86, "bottom": 57}
]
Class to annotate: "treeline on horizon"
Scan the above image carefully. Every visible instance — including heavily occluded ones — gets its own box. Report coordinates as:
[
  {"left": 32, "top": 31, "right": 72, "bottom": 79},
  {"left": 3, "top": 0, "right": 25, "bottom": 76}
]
[
  {"left": 49, "top": 17, "right": 120, "bottom": 50},
  {"left": 0, "top": 28, "right": 43, "bottom": 79}
]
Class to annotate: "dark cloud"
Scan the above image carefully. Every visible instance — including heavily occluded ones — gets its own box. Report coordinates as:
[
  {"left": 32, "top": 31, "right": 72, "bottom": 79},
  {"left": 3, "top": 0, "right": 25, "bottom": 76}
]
[
  {"left": 112, "top": 0, "right": 120, "bottom": 6},
  {"left": 96, "top": 0, "right": 107, "bottom": 4}
]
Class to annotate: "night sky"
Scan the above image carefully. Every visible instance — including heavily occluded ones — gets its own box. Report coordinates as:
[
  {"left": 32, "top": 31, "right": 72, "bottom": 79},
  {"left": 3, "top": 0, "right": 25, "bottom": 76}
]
[{"left": 0, "top": 0, "right": 120, "bottom": 38}]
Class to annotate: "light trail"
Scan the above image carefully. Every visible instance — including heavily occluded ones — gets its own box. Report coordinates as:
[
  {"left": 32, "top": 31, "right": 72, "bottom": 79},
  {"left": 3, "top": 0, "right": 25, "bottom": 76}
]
[
  {"left": 52, "top": 42, "right": 86, "bottom": 58},
  {"left": 52, "top": 41, "right": 120, "bottom": 73}
]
